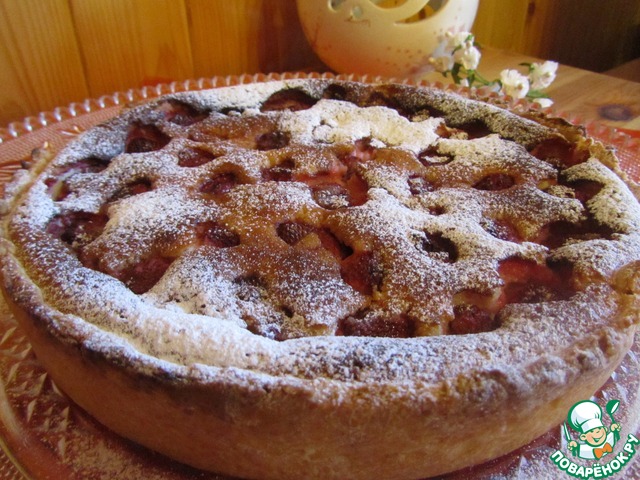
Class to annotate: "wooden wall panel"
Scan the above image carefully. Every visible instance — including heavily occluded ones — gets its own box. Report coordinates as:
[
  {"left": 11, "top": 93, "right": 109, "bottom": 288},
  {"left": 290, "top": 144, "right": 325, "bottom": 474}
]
[
  {"left": 186, "top": 0, "right": 318, "bottom": 78},
  {"left": 474, "top": 0, "right": 640, "bottom": 72},
  {"left": 69, "top": 0, "right": 193, "bottom": 96},
  {"left": 187, "top": 0, "right": 264, "bottom": 77},
  {"left": 0, "top": 0, "right": 637, "bottom": 127},
  {"left": 0, "top": 0, "right": 87, "bottom": 124}
]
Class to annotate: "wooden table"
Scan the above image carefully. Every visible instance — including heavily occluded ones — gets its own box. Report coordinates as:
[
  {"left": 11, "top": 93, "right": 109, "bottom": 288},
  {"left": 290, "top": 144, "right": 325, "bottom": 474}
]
[{"left": 418, "top": 47, "right": 640, "bottom": 134}]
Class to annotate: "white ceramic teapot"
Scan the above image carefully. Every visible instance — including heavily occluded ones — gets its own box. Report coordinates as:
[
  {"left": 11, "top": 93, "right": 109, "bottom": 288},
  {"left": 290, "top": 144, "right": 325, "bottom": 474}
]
[{"left": 297, "top": 0, "right": 479, "bottom": 78}]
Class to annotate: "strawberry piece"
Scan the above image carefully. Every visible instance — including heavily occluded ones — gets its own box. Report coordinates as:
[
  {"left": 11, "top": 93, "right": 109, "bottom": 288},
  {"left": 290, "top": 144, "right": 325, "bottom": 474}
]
[
  {"left": 456, "top": 120, "right": 491, "bottom": 139},
  {"left": 343, "top": 138, "right": 377, "bottom": 165},
  {"left": 537, "top": 219, "right": 613, "bottom": 249},
  {"left": 498, "top": 257, "right": 574, "bottom": 303},
  {"left": 260, "top": 88, "right": 318, "bottom": 112},
  {"left": 110, "top": 179, "right": 153, "bottom": 201},
  {"left": 418, "top": 232, "right": 458, "bottom": 262},
  {"left": 565, "top": 179, "right": 603, "bottom": 203},
  {"left": 256, "top": 131, "right": 290, "bottom": 150},
  {"left": 339, "top": 313, "right": 415, "bottom": 338},
  {"left": 195, "top": 221, "right": 240, "bottom": 248},
  {"left": 125, "top": 124, "right": 170, "bottom": 153},
  {"left": 276, "top": 221, "right": 315, "bottom": 245},
  {"left": 45, "top": 157, "right": 110, "bottom": 200},
  {"left": 450, "top": 304, "right": 496, "bottom": 334},
  {"left": 158, "top": 99, "right": 209, "bottom": 126},
  {"left": 317, "top": 229, "right": 353, "bottom": 260},
  {"left": 417, "top": 146, "right": 454, "bottom": 166},
  {"left": 482, "top": 218, "right": 522, "bottom": 242},
  {"left": 340, "top": 251, "right": 383, "bottom": 295},
  {"left": 122, "top": 256, "right": 174, "bottom": 294},
  {"left": 47, "top": 211, "right": 108, "bottom": 246},
  {"left": 529, "top": 137, "right": 589, "bottom": 167},
  {"left": 262, "top": 159, "right": 295, "bottom": 182},
  {"left": 473, "top": 173, "right": 515, "bottom": 191},
  {"left": 312, "top": 183, "right": 350, "bottom": 209},
  {"left": 199, "top": 172, "right": 238, "bottom": 195},
  {"left": 408, "top": 175, "right": 434, "bottom": 195},
  {"left": 177, "top": 147, "right": 217, "bottom": 167}
]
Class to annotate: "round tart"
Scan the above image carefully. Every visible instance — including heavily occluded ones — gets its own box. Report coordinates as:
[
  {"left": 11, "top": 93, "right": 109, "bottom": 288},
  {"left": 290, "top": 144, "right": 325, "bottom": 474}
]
[{"left": 1, "top": 79, "right": 639, "bottom": 480}]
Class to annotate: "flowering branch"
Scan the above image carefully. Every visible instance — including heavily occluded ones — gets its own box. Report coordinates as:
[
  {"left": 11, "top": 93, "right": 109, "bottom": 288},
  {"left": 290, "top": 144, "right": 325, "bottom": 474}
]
[{"left": 429, "top": 32, "right": 558, "bottom": 108}]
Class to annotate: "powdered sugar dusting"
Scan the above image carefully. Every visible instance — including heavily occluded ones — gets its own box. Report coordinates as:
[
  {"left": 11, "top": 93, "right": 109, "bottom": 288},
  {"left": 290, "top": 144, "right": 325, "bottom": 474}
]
[{"left": 2, "top": 79, "right": 640, "bottom": 386}]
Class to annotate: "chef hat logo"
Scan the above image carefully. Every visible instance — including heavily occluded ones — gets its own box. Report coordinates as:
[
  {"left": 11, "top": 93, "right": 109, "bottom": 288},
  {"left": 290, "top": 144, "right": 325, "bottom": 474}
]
[{"left": 568, "top": 400, "right": 605, "bottom": 434}]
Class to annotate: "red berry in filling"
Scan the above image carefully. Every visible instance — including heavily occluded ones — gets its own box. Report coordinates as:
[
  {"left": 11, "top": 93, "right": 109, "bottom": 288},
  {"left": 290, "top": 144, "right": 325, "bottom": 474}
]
[
  {"left": 125, "top": 124, "right": 170, "bottom": 153},
  {"left": 158, "top": 99, "right": 209, "bottom": 126},
  {"left": 122, "top": 256, "right": 174, "bottom": 294},
  {"left": 450, "top": 304, "right": 496, "bottom": 334},
  {"left": 482, "top": 218, "right": 522, "bottom": 242},
  {"left": 529, "top": 138, "right": 589, "bottom": 167},
  {"left": 177, "top": 147, "right": 217, "bottom": 167},
  {"left": 473, "top": 173, "right": 515, "bottom": 191},
  {"left": 340, "top": 313, "right": 415, "bottom": 338},
  {"left": 260, "top": 89, "right": 318, "bottom": 112},
  {"left": 276, "top": 221, "right": 315, "bottom": 245},
  {"left": 408, "top": 175, "right": 434, "bottom": 195},
  {"left": 196, "top": 221, "right": 240, "bottom": 248},
  {"left": 256, "top": 131, "right": 290, "bottom": 150},
  {"left": 47, "top": 211, "right": 108, "bottom": 246},
  {"left": 200, "top": 172, "right": 238, "bottom": 195},
  {"left": 498, "top": 257, "right": 574, "bottom": 303},
  {"left": 110, "top": 179, "right": 153, "bottom": 201},
  {"left": 417, "top": 232, "right": 458, "bottom": 262},
  {"left": 312, "top": 183, "right": 350, "bottom": 209},
  {"left": 262, "top": 159, "right": 295, "bottom": 182},
  {"left": 340, "top": 251, "right": 383, "bottom": 295}
]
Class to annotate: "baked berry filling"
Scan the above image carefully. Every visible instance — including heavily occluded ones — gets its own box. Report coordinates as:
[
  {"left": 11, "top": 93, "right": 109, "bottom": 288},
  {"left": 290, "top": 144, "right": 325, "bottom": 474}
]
[
  {"left": 195, "top": 221, "right": 240, "bottom": 248},
  {"left": 416, "top": 232, "right": 458, "bottom": 263},
  {"left": 109, "top": 178, "right": 153, "bottom": 202},
  {"left": 498, "top": 257, "right": 575, "bottom": 303},
  {"left": 47, "top": 211, "right": 109, "bottom": 247},
  {"left": 339, "top": 312, "right": 415, "bottom": 338},
  {"left": 417, "top": 145, "right": 454, "bottom": 166},
  {"left": 125, "top": 124, "right": 171, "bottom": 153},
  {"left": 453, "top": 119, "right": 492, "bottom": 139},
  {"left": 45, "top": 157, "right": 110, "bottom": 201},
  {"left": 276, "top": 221, "right": 315, "bottom": 246},
  {"left": 450, "top": 304, "right": 496, "bottom": 335},
  {"left": 256, "top": 131, "right": 290, "bottom": 151},
  {"left": 473, "top": 173, "right": 516, "bottom": 191},
  {"left": 262, "top": 158, "right": 295, "bottom": 181},
  {"left": 260, "top": 88, "right": 319, "bottom": 112},
  {"left": 481, "top": 218, "right": 523, "bottom": 243},
  {"left": 340, "top": 251, "right": 384, "bottom": 296},
  {"left": 39, "top": 83, "right": 620, "bottom": 340},
  {"left": 119, "top": 256, "right": 175, "bottom": 295},
  {"left": 177, "top": 147, "right": 218, "bottom": 168},
  {"left": 158, "top": 99, "right": 210, "bottom": 126},
  {"left": 529, "top": 137, "right": 590, "bottom": 167},
  {"left": 199, "top": 172, "right": 240, "bottom": 195}
]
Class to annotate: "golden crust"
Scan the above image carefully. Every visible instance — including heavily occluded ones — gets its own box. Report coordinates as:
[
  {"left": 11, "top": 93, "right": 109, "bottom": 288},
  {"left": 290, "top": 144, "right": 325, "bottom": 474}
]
[{"left": 1, "top": 79, "right": 639, "bottom": 479}]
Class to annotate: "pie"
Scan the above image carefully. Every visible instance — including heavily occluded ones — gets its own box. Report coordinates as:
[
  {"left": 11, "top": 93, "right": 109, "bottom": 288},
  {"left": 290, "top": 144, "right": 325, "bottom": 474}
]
[{"left": 1, "top": 79, "right": 639, "bottom": 480}]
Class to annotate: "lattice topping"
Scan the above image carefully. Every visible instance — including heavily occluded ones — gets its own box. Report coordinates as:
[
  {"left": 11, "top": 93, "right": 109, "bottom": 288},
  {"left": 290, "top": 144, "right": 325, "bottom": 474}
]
[{"left": 8, "top": 80, "right": 640, "bottom": 344}]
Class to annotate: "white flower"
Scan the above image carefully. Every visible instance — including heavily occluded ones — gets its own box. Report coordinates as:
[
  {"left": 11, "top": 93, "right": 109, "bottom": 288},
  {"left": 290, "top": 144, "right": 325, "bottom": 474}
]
[
  {"left": 445, "top": 31, "right": 473, "bottom": 51},
  {"left": 429, "top": 55, "right": 454, "bottom": 73},
  {"left": 532, "top": 97, "right": 554, "bottom": 108},
  {"left": 500, "top": 69, "right": 530, "bottom": 99},
  {"left": 454, "top": 45, "right": 481, "bottom": 70},
  {"left": 529, "top": 61, "right": 558, "bottom": 90}
]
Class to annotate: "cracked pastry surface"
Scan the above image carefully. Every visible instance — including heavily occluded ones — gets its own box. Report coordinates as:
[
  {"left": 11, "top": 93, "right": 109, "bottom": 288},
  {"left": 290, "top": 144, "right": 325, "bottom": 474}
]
[{"left": 1, "top": 79, "right": 639, "bottom": 480}]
